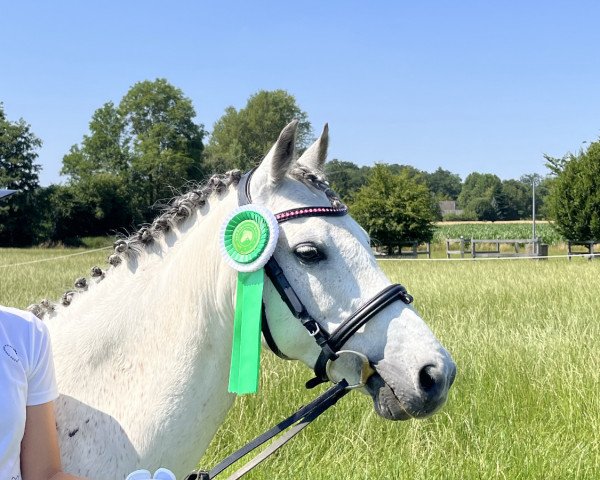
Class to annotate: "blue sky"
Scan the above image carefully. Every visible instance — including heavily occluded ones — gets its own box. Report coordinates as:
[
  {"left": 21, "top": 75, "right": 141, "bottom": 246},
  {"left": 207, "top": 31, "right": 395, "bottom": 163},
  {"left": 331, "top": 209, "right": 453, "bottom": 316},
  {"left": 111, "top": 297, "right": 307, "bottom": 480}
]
[{"left": 1, "top": 1, "right": 599, "bottom": 186}]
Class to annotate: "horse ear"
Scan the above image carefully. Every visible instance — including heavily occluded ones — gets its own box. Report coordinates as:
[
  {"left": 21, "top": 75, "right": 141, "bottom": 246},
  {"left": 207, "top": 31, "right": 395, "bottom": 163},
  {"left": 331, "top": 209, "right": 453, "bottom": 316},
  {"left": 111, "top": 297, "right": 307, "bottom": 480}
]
[
  {"left": 297, "top": 123, "right": 328, "bottom": 171},
  {"left": 254, "top": 120, "right": 298, "bottom": 185}
]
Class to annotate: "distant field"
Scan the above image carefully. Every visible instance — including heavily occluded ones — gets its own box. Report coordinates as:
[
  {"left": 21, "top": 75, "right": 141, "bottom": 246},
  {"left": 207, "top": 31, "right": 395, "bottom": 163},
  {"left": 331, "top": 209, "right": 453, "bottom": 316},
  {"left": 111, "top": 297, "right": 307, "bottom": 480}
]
[
  {"left": 433, "top": 221, "right": 563, "bottom": 245},
  {"left": 1, "top": 248, "right": 598, "bottom": 479}
]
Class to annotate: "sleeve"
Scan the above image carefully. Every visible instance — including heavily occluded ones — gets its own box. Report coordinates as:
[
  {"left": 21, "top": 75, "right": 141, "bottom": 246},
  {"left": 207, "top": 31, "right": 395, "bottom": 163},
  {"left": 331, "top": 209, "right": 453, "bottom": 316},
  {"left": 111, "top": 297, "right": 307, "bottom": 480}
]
[{"left": 26, "top": 315, "right": 59, "bottom": 406}]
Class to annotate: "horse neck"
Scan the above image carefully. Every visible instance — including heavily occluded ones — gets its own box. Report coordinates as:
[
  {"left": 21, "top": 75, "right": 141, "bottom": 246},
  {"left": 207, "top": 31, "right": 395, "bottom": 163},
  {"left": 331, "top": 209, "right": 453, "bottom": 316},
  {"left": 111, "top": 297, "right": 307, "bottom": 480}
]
[{"left": 47, "top": 189, "right": 239, "bottom": 474}]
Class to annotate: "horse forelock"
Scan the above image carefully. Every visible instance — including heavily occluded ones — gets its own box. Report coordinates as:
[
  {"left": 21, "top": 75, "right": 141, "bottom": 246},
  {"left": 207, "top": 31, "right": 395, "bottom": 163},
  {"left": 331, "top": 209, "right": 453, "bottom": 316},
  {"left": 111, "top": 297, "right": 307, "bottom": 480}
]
[
  {"left": 288, "top": 164, "right": 344, "bottom": 209},
  {"left": 29, "top": 165, "right": 343, "bottom": 318}
]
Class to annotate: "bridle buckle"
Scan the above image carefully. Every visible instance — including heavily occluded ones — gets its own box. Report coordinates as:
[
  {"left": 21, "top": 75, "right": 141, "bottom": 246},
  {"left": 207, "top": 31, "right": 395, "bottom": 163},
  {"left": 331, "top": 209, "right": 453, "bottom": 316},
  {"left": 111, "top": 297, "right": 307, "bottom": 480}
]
[{"left": 307, "top": 322, "right": 321, "bottom": 337}]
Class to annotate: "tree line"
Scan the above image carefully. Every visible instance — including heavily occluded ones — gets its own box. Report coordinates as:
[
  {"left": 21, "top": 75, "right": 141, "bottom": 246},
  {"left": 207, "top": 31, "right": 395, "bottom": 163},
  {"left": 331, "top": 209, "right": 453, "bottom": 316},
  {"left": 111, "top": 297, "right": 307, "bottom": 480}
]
[
  {"left": 327, "top": 161, "right": 551, "bottom": 221},
  {"left": 1, "top": 78, "right": 598, "bottom": 248}
]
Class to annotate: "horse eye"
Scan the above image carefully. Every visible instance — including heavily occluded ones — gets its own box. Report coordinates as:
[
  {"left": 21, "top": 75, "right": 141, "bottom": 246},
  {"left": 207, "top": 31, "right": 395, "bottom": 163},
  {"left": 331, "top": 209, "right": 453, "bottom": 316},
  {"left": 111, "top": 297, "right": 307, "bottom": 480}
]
[{"left": 294, "top": 243, "right": 326, "bottom": 264}]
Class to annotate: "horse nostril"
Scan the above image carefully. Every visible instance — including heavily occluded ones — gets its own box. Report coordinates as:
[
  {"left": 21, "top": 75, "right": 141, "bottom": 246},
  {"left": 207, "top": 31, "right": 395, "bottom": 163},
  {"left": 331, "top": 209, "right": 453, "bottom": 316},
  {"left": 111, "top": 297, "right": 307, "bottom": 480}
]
[{"left": 419, "top": 365, "right": 437, "bottom": 393}]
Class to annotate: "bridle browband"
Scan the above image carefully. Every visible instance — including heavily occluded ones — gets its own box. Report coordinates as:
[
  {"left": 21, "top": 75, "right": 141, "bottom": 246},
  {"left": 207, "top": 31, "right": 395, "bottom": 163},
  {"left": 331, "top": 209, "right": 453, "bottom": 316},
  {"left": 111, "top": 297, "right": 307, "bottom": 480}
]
[
  {"left": 185, "top": 169, "right": 415, "bottom": 480},
  {"left": 237, "top": 169, "right": 414, "bottom": 388}
]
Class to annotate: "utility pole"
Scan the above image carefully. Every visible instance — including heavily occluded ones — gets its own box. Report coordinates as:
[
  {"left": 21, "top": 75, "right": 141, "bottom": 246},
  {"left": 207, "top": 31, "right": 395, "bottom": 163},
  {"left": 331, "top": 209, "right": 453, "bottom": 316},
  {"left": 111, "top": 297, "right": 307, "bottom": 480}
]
[{"left": 532, "top": 178, "right": 536, "bottom": 242}]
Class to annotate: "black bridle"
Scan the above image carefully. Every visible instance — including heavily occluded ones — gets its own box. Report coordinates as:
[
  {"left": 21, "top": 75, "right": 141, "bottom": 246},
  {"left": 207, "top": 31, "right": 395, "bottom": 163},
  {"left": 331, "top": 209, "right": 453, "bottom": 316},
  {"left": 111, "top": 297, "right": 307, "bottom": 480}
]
[
  {"left": 184, "top": 170, "right": 413, "bottom": 480},
  {"left": 237, "top": 169, "right": 414, "bottom": 389}
]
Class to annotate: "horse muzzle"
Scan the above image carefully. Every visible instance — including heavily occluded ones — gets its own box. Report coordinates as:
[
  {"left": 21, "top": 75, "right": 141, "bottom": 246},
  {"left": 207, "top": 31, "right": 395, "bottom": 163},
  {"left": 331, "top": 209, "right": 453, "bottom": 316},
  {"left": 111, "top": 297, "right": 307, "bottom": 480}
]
[{"left": 365, "top": 356, "right": 457, "bottom": 421}]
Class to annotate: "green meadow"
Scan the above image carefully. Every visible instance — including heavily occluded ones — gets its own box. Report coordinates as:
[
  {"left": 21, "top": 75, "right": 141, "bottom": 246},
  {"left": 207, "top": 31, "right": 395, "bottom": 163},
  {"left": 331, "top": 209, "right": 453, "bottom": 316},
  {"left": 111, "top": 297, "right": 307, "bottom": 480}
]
[{"left": 1, "top": 248, "right": 598, "bottom": 479}]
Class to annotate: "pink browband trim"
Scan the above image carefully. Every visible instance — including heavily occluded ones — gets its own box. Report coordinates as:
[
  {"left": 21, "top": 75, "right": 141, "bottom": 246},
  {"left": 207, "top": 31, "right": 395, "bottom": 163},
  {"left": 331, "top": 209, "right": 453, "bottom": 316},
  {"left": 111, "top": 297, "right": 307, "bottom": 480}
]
[{"left": 275, "top": 205, "right": 348, "bottom": 223}]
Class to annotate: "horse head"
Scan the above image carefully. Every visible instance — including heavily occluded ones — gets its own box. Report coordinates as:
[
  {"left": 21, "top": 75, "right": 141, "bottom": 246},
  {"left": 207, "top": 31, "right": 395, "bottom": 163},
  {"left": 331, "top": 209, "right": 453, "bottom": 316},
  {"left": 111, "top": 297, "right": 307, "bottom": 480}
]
[{"left": 247, "top": 121, "right": 456, "bottom": 420}]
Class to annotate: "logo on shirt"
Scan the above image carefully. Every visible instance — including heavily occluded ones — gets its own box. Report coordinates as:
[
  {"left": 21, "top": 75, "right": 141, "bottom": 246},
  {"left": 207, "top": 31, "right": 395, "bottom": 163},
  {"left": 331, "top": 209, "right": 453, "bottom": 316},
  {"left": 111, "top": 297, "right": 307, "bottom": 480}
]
[{"left": 3, "top": 344, "right": 19, "bottom": 362}]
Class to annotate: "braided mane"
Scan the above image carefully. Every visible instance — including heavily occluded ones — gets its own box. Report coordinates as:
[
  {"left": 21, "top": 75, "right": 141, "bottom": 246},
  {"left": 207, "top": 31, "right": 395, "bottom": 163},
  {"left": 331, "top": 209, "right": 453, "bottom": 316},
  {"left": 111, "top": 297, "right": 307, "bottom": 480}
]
[{"left": 29, "top": 167, "right": 342, "bottom": 318}]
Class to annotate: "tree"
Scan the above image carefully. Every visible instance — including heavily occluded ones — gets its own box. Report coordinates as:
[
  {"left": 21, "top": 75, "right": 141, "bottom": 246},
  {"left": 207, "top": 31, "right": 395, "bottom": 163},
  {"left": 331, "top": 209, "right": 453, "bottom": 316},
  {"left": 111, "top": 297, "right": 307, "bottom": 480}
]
[
  {"left": 0, "top": 104, "right": 43, "bottom": 245},
  {"left": 535, "top": 176, "right": 552, "bottom": 219},
  {"left": 458, "top": 172, "right": 502, "bottom": 208},
  {"left": 324, "top": 160, "right": 370, "bottom": 202},
  {"left": 518, "top": 174, "right": 552, "bottom": 220},
  {"left": 458, "top": 172, "right": 503, "bottom": 220},
  {"left": 546, "top": 142, "right": 600, "bottom": 241},
  {"left": 490, "top": 185, "right": 512, "bottom": 221},
  {"left": 501, "top": 179, "right": 529, "bottom": 219},
  {"left": 350, "top": 164, "right": 438, "bottom": 253},
  {"left": 120, "top": 79, "right": 205, "bottom": 216},
  {"left": 386, "top": 164, "right": 426, "bottom": 181},
  {"left": 61, "top": 101, "right": 134, "bottom": 233},
  {"left": 205, "top": 90, "right": 312, "bottom": 172},
  {"left": 62, "top": 79, "right": 205, "bottom": 227},
  {"left": 62, "top": 102, "right": 131, "bottom": 181},
  {"left": 425, "top": 167, "right": 462, "bottom": 200}
]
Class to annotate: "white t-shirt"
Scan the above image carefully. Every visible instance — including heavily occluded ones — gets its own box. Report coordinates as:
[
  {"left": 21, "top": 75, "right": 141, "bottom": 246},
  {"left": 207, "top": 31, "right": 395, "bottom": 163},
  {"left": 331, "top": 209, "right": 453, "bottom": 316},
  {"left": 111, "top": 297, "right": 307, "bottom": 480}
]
[{"left": 0, "top": 305, "right": 59, "bottom": 479}]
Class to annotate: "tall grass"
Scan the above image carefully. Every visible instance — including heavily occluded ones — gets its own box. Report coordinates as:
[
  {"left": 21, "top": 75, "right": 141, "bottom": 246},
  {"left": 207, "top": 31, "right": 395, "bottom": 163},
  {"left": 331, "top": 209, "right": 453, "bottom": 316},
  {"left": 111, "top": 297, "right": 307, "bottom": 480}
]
[{"left": 1, "top": 249, "right": 598, "bottom": 479}]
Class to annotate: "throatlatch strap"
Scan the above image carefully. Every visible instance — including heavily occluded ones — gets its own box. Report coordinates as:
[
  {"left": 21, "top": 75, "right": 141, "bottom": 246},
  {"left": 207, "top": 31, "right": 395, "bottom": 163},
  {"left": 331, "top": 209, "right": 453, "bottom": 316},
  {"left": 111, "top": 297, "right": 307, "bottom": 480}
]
[
  {"left": 261, "top": 303, "right": 290, "bottom": 360},
  {"left": 237, "top": 169, "right": 254, "bottom": 206}
]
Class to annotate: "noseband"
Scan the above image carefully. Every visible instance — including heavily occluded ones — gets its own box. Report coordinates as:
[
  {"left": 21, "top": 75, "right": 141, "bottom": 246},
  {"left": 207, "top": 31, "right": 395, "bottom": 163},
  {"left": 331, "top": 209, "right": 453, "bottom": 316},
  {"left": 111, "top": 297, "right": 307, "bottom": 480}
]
[{"left": 237, "top": 170, "right": 414, "bottom": 389}]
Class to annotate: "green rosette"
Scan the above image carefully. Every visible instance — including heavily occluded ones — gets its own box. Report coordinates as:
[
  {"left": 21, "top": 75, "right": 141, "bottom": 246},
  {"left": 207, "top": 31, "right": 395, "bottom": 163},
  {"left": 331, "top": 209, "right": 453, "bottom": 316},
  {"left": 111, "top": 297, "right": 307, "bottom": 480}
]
[
  {"left": 220, "top": 205, "right": 279, "bottom": 394},
  {"left": 223, "top": 211, "right": 270, "bottom": 266}
]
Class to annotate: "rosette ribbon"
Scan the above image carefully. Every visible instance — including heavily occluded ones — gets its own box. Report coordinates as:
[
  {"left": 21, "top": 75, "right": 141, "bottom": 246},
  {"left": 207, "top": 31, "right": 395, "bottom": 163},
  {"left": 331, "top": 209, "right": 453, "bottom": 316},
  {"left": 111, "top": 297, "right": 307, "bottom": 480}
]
[{"left": 220, "top": 205, "right": 279, "bottom": 394}]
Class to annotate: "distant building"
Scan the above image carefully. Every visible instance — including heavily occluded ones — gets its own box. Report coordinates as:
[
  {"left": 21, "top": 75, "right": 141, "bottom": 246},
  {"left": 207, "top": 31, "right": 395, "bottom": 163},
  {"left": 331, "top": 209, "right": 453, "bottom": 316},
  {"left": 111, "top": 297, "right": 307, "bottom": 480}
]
[{"left": 439, "top": 200, "right": 463, "bottom": 216}]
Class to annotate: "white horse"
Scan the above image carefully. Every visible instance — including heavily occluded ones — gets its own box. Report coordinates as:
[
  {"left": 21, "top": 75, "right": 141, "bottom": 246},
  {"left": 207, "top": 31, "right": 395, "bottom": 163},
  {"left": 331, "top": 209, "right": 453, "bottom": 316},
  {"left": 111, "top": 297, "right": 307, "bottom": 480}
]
[{"left": 38, "top": 121, "right": 455, "bottom": 479}]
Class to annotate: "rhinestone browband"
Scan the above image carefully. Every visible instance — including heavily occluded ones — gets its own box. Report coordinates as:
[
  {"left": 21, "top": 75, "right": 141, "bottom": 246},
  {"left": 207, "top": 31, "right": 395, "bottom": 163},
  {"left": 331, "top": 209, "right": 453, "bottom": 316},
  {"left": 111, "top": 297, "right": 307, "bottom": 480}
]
[{"left": 275, "top": 205, "right": 348, "bottom": 224}]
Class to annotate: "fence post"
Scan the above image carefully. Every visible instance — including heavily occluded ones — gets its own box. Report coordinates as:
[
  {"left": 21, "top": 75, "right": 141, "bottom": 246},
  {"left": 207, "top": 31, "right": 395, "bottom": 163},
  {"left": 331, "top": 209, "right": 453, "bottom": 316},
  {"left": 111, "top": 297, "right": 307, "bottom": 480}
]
[{"left": 537, "top": 240, "right": 548, "bottom": 260}]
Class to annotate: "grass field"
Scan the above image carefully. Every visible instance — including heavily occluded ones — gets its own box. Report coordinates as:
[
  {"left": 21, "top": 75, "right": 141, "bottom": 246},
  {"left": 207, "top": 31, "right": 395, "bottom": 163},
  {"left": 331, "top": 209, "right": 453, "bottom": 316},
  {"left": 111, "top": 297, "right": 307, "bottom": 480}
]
[{"left": 1, "top": 248, "right": 598, "bottom": 479}]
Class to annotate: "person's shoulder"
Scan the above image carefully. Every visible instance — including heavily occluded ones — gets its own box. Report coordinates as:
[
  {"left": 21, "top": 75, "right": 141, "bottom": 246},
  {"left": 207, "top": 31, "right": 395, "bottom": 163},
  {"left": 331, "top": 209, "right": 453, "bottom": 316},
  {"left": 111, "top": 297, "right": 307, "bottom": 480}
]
[
  {"left": 0, "top": 304, "right": 39, "bottom": 324},
  {"left": 0, "top": 305, "right": 52, "bottom": 372},
  {"left": 0, "top": 305, "right": 46, "bottom": 337}
]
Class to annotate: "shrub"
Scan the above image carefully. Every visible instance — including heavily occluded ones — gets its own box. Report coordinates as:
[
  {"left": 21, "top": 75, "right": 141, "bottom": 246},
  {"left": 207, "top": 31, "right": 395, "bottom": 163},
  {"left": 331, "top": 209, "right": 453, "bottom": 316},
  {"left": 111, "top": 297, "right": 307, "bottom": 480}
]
[
  {"left": 350, "top": 164, "right": 438, "bottom": 252},
  {"left": 546, "top": 141, "right": 600, "bottom": 241}
]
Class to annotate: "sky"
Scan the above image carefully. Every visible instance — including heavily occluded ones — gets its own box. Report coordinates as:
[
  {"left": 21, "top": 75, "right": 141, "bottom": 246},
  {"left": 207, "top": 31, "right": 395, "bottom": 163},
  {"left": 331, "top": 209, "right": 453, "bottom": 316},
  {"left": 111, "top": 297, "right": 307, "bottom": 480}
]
[{"left": 1, "top": 1, "right": 600, "bottom": 186}]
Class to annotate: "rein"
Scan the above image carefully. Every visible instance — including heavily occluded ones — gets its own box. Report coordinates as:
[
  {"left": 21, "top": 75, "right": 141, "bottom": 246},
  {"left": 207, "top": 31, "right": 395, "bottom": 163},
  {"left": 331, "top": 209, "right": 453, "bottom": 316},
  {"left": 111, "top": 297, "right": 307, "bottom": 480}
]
[
  {"left": 184, "top": 170, "right": 413, "bottom": 479},
  {"left": 184, "top": 380, "right": 349, "bottom": 480}
]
